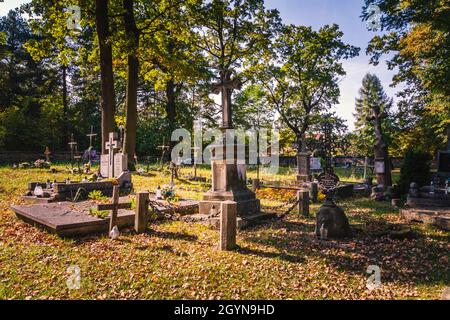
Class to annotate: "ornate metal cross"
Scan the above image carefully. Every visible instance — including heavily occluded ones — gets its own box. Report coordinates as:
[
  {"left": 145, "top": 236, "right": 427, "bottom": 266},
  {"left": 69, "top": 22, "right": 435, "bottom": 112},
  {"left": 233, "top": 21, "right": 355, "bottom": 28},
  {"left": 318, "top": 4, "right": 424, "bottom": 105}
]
[{"left": 212, "top": 69, "right": 242, "bottom": 130}]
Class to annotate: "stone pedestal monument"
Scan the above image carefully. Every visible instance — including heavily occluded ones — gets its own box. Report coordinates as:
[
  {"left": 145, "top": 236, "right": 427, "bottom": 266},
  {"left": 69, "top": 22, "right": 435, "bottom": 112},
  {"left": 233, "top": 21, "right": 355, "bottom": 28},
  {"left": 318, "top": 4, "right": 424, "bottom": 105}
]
[
  {"left": 199, "top": 70, "right": 260, "bottom": 217},
  {"left": 367, "top": 108, "right": 392, "bottom": 187},
  {"left": 297, "top": 152, "right": 311, "bottom": 182}
]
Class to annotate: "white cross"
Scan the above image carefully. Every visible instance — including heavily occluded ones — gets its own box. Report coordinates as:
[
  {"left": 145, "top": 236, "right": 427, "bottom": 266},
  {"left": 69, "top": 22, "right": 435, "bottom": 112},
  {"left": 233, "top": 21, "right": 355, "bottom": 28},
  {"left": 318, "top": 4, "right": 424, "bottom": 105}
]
[{"left": 105, "top": 132, "right": 119, "bottom": 178}]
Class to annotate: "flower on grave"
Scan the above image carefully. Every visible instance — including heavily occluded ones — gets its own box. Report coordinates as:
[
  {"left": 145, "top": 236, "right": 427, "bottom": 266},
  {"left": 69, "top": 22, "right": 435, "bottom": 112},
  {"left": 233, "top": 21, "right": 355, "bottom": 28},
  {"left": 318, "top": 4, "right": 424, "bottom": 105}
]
[
  {"left": 317, "top": 191, "right": 326, "bottom": 201},
  {"left": 34, "top": 159, "right": 51, "bottom": 169},
  {"left": 19, "top": 162, "right": 30, "bottom": 169},
  {"left": 161, "top": 185, "right": 179, "bottom": 203}
]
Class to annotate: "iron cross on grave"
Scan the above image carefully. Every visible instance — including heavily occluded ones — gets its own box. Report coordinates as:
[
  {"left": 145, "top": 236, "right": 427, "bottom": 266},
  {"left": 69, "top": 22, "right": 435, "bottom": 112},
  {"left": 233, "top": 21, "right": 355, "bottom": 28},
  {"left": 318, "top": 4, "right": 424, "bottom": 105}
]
[{"left": 105, "top": 132, "right": 119, "bottom": 178}]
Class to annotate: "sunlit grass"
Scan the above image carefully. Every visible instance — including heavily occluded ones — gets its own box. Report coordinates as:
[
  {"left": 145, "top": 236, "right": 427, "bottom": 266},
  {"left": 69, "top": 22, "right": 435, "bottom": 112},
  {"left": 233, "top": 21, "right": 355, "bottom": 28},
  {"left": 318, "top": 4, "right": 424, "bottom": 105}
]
[{"left": 0, "top": 163, "right": 447, "bottom": 300}]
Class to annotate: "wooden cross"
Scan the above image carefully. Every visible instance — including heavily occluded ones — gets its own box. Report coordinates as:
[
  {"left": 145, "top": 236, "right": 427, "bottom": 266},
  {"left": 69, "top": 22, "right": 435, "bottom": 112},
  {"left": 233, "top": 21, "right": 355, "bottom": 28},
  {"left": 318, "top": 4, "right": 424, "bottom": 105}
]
[
  {"left": 86, "top": 126, "right": 97, "bottom": 164},
  {"left": 191, "top": 146, "right": 201, "bottom": 178},
  {"left": 105, "top": 132, "right": 119, "bottom": 178},
  {"left": 212, "top": 69, "right": 242, "bottom": 129},
  {"left": 68, "top": 134, "right": 77, "bottom": 158},
  {"left": 95, "top": 188, "right": 150, "bottom": 234},
  {"left": 44, "top": 147, "right": 51, "bottom": 162},
  {"left": 94, "top": 186, "right": 128, "bottom": 232},
  {"left": 157, "top": 137, "right": 170, "bottom": 169}
]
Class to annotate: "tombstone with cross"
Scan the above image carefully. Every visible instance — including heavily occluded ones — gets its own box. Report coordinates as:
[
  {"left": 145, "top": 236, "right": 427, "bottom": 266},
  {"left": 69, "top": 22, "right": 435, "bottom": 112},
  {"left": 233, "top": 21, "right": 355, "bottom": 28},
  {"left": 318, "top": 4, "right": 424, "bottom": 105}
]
[
  {"left": 199, "top": 68, "right": 260, "bottom": 218},
  {"left": 100, "top": 132, "right": 128, "bottom": 178}
]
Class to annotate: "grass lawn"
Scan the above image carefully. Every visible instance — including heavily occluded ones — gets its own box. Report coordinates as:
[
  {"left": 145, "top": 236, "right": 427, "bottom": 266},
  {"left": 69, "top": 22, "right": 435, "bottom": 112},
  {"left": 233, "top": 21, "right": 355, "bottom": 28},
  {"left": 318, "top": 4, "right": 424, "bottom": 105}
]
[{"left": 0, "top": 164, "right": 448, "bottom": 300}]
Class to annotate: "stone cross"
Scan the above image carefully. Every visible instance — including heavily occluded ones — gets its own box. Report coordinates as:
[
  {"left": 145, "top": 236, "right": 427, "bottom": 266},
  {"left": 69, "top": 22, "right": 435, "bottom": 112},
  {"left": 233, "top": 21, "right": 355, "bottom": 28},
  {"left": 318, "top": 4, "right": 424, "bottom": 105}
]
[
  {"left": 105, "top": 132, "right": 119, "bottom": 178},
  {"left": 212, "top": 69, "right": 242, "bottom": 129},
  {"left": 44, "top": 147, "right": 51, "bottom": 162}
]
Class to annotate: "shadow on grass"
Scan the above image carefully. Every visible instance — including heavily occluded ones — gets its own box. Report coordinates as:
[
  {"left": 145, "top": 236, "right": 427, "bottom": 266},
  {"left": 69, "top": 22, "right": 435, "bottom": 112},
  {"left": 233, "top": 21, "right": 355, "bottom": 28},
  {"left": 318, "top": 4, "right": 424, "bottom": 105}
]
[
  {"left": 145, "top": 229, "right": 198, "bottom": 242},
  {"left": 240, "top": 209, "right": 449, "bottom": 288}
]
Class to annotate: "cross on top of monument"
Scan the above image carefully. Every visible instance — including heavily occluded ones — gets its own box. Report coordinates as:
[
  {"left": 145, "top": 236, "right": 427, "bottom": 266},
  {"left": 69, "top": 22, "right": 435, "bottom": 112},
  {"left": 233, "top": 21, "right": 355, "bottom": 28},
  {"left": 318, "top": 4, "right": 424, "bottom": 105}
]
[
  {"left": 212, "top": 69, "right": 242, "bottom": 129},
  {"left": 105, "top": 132, "right": 119, "bottom": 154}
]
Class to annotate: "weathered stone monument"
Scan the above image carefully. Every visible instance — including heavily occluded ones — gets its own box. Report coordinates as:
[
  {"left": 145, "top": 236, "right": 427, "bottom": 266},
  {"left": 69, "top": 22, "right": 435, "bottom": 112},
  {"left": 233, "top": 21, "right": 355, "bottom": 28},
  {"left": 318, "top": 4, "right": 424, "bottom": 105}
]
[
  {"left": 199, "top": 69, "right": 260, "bottom": 219},
  {"left": 297, "top": 133, "right": 311, "bottom": 182},
  {"left": 367, "top": 105, "right": 392, "bottom": 187}
]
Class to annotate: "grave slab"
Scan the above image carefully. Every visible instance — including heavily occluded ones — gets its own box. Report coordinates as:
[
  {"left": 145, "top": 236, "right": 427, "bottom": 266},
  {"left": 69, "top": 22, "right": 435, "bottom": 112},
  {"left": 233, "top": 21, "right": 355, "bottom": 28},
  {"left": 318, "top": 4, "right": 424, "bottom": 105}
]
[{"left": 11, "top": 196, "right": 199, "bottom": 237}]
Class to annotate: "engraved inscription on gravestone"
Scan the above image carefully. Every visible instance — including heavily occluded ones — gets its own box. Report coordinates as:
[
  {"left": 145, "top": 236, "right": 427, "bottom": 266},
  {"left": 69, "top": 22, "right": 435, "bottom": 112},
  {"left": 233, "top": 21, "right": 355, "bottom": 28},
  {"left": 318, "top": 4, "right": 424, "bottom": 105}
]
[
  {"left": 317, "top": 171, "right": 340, "bottom": 193},
  {"left": 100, "top": 154, "right": 109, "bottom": 177},
  {"left": 114, "top": 153, "right": 127, "bottom": 177}
]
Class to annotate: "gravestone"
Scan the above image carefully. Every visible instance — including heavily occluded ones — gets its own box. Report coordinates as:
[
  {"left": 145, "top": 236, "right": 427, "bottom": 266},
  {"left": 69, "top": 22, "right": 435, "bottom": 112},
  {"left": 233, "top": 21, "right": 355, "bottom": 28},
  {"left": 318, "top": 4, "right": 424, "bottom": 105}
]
[
  {"left": 199, "top": 69, "right": 260, "bottom": 218},
  {"left": 314, "top": 124, "right": 350, "bottom": 239},
  {"left": 114, "top": 153, "right": 128, "bottom": 177},
  {"left": 100, "top": 132, "right": 128, "bottom": 179}
]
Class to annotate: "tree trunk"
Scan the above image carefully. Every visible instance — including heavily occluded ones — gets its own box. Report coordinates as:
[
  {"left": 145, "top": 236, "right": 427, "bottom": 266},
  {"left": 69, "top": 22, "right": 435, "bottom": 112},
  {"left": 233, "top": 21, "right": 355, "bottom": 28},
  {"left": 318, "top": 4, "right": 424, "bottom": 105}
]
[
  {"left": 95, "top": 0, "right": 116, "bottom": 154},
  {"left": 123, "top": 0, "right": 139, "bottom": 166},
  {"left": 165, "top": 78, "right": 177, "bottom": 155},
  {"left": 165, "top": 78, "right": 176, "bottom": 128},
  {"left": 61, "top": 65, "right": 69, "bottom": 149}
]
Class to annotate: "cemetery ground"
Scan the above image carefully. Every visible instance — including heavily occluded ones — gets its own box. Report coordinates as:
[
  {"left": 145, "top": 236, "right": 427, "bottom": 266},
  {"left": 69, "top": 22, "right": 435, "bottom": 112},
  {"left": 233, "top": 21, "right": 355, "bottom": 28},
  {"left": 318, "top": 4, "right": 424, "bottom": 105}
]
[{"left": 0, "top": 164, "right": 448, "bottom": 300}]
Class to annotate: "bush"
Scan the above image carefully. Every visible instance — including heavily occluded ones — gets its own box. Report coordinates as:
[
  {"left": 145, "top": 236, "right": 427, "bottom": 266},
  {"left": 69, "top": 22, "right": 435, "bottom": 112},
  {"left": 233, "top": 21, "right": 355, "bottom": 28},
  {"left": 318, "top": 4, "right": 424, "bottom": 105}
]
[{"left": 397, "top": 149, "right": 431, "bottom": 195}]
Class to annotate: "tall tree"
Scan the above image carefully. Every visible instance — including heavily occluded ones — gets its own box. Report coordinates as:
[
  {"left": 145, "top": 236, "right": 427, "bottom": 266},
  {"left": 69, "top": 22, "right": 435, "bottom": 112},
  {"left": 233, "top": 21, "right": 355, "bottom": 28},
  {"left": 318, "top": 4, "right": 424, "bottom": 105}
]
[
  {"left": 95, "top": 0, "right": 116, "bottom": 153},
  {"left": 122, "top": 0, "right": 139, "bottom": 164},
  {"left": 354, "top": 73, "right": 393, "bottom": 186},
  {"left": 192, "top": 0, "right": 281, "bottom": 127},
  {"left": 362, "top": 0, "right": 450, "bottom": 155},
  {"left": 252, "top": 24, "right": 359, "bottom": 156}
]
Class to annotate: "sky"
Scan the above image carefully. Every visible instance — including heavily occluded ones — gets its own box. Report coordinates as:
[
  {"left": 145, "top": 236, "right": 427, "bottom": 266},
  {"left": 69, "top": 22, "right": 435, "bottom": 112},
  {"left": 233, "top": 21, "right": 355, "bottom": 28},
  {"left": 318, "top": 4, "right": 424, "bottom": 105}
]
[{"left": 1, "top": 0, "right": 401, "bottom": 130}]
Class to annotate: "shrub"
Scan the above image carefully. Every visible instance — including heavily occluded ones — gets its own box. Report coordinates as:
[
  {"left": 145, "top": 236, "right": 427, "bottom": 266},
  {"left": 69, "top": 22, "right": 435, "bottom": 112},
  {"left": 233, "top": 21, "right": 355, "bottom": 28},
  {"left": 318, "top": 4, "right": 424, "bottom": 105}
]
[
  {"left": 88, "top": 190, "right": 108, "bottom": 202},
  {"left": 397, "top": 149, "right": 431, "bottom": 195}
]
